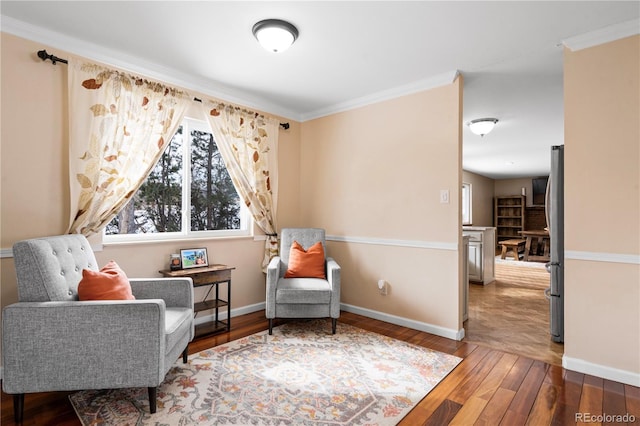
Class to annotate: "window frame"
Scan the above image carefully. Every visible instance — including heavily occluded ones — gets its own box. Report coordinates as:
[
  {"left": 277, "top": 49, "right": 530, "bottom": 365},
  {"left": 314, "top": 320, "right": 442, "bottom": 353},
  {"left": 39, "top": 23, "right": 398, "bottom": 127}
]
[
  {"left": 462, "top": 182, "right": 472, "bottom": 226},
  {"left": 104, "top": 117, "right": 251, "bottom": 243}
]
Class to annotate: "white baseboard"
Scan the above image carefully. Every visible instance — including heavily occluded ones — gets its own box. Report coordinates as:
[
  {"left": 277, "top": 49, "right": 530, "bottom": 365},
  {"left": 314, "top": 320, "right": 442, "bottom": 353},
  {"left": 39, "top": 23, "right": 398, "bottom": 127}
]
[
  {"left": 563, "top": 355, "right": 640, "bottom": 387},
  {"left": 194, "top": 301, "right": 466, "bottom": 341},
  {"left": 194, "top": 302, "right": 265, "bottom": 326},
  {"left": 340, "top": 303, "right": 465, "bottom": 341}
]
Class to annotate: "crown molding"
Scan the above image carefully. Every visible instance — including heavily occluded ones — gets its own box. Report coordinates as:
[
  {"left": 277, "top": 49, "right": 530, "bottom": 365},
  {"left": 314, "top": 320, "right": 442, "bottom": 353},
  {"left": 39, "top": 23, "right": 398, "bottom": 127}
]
[
  {"left": 562, "top": 18, "right": 640, "bottom": 52},
  {"left": 2, "top": 14, "right": 461, "bottom": 124},
  {"left": 0, "top": 15, "right": 302, "bottom": 121},
  {"left": 300, "top": 70, "right": 460, "bottom": 122}
]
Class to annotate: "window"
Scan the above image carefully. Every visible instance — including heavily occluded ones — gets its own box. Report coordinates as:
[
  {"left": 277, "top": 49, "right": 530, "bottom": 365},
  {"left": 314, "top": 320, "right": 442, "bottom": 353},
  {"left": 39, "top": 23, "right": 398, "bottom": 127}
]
[
  {"left": 462, "top": 182, "right": 472, "bottom": 225},
  {"left": 105, "top": 118, "right": 249, "bottom": 241}
]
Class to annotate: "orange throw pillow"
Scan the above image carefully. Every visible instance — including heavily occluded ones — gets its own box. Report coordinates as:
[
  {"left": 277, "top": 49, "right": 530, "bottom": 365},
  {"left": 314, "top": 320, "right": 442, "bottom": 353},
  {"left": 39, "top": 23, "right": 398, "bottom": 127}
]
[
  {"left": 284, "top": 241, "right": 326, "bottom": 279},
  {"left": 78, "top": 260, "right": 135, "bottom": 301}
]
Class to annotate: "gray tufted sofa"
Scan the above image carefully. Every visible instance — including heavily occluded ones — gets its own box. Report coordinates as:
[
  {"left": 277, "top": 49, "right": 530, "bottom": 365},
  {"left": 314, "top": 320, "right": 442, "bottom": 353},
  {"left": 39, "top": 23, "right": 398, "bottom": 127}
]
[
  {"left": 266, "top": 228, "right": 341, "bottom": 334},
  {"left": 2, "top": 234, "right": 194, "bottom": 423}
]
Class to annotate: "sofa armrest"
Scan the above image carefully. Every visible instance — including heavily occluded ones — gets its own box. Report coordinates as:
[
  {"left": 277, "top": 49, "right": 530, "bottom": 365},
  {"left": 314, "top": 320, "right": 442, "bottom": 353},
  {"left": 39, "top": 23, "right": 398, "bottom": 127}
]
[
  {"left": 326, "top": 257, "right": 341, "bottom": 289},
  {"left": 129, "top": 277, "right": 193, "bottom": 308},
  {"left": 2, "top": 300, "right": 167, "bottom": 394},
  {"left": 326, "top": 257, "right": 341, "bottom": 318},
  {"left": 265, "top": 256, "right": 281, "bottom": 318}
]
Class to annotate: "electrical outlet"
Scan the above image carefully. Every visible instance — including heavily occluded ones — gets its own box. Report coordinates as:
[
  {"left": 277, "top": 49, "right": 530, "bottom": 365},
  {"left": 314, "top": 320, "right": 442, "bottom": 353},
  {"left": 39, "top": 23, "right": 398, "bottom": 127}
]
[
  {"left": 378, "top": 279, "right": 388, "bottom": 295},
  {"left": 440, "top": 189, "right": 450, "bottom": 204}
]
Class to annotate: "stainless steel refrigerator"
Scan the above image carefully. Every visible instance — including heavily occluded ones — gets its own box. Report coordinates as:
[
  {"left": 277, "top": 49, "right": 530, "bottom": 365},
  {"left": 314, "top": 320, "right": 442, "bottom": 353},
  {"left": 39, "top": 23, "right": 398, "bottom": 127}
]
[{"left": 545, "top": 145, "right": 564, "bottom": 343}]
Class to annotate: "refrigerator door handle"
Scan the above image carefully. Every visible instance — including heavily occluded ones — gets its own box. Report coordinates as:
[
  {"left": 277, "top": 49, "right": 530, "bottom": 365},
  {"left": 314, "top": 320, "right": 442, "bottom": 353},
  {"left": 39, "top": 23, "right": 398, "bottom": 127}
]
[
  {"left": 545, "top": 175, "right": 552, "bottom": 230},
  {"left": 545, "top": 286, "right": 561, "bottom": 299},
  {"left": 545, "top": 261, "right": 560, "bottom": 272}
]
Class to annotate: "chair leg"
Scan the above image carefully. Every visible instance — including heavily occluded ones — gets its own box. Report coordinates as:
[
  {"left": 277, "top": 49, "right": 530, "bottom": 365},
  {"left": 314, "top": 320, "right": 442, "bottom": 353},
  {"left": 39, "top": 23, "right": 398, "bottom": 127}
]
[
  {"left": 148, "top": 387, "right": 157, "bottom": 414},
  {"left": 13, "top": 394, "right": 24, "bottom": 423},
  {"left": 332, "top": 318, "right": 337, "bottom": 334},
  {"left": 268, "top": 319, "right": 273, "bottom": 335},
  {"left": 182, "top": 344, "right": 189, "bottom": 363}
]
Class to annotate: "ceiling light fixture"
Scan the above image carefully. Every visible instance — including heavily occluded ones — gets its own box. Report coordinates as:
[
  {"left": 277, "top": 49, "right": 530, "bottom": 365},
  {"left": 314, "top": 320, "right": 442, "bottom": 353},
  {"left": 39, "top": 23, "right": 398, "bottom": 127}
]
[
  {"left": 467, "top": 118, "right": 499, "bottom": 137},
  {"left": 252, "top": 19, "right": 298, "bottom": 53}
]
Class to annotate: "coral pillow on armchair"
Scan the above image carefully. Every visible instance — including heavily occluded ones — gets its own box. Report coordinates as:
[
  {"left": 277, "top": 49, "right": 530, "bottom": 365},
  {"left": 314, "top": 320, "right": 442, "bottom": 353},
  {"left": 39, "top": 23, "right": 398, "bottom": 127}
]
[
  {"left": 284, "top": 241, "right": 326, "bottom": 279},
  {"left": 78, "top": 260, "right": 135, "bottom": 301}
]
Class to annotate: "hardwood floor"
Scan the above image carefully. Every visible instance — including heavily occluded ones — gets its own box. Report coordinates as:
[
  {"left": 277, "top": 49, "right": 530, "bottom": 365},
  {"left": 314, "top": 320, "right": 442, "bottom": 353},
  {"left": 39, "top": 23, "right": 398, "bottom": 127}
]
[
  {"left": 464, "top": 259, "right": 565, "bottom": 366},
  {"left": 2, "top": 310, "right": 639, "bottom": 425}
]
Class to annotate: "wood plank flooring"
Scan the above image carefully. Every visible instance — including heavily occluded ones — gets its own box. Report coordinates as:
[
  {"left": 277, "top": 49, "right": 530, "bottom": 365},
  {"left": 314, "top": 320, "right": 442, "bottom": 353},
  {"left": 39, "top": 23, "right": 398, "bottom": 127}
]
[
  {"left": 2, "top": 310, "right": 639, "bottom": 425},
  {"left": 464, "top": 259, "right": 565, "bottom": 366}
]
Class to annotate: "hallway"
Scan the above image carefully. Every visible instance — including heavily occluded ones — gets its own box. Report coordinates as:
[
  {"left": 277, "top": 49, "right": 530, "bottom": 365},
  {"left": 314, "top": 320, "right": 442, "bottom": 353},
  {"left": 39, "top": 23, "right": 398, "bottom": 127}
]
[{"left": 464, "top": 259, "right": 564, "bottom": 365}]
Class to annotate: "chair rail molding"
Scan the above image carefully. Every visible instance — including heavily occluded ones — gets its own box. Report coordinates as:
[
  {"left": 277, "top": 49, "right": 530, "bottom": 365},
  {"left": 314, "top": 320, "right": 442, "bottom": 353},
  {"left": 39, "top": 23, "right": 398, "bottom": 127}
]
[
  {"left": 326, "top": 234, "right": 458, "bottom": 251},
  {"left": 565, "top": 250, "right": 640, "bottom": 265}
]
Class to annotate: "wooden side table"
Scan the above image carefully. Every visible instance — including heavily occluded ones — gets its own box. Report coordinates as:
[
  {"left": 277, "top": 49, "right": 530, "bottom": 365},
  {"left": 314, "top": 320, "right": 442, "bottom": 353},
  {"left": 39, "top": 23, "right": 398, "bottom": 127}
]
[{"left": 159, "top": 264, "right": 235, "bottom": 337}]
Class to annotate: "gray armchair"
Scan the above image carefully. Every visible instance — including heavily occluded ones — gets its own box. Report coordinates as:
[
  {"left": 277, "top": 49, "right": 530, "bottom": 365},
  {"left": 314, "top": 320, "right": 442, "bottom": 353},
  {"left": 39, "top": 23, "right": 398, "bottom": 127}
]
[
  {"left": 2, "top": 234, "right": 194, "bottom": 423},
  {"left": 266, "top": 228, "right": 340, "bottom": 335}
]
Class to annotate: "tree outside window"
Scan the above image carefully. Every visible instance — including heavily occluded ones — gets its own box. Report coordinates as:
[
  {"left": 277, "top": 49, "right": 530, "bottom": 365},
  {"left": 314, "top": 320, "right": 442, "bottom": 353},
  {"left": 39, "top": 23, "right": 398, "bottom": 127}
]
[{"left": 105, "top": 118, "right": 248, "bottom": 240}]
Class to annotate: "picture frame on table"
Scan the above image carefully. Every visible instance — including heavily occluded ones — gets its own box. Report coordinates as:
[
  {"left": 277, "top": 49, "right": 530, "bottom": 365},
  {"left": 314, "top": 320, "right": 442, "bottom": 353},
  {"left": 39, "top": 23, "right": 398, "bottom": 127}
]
[{"left": 180, "top": 248, "right": 209, "bottom": 269}]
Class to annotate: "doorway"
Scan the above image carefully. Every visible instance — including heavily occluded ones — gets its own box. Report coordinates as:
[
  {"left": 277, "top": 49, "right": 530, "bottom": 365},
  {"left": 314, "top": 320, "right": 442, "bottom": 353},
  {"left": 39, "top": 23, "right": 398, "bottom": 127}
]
[{"left": 463, "top": 258, "right": 563, "bottom": 365}]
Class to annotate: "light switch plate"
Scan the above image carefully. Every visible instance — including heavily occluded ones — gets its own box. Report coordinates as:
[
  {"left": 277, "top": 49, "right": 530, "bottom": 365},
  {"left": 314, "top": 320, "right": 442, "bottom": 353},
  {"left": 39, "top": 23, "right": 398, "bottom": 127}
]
[{"left": 440, "top": 189, "right": 450, "bottom": 204}]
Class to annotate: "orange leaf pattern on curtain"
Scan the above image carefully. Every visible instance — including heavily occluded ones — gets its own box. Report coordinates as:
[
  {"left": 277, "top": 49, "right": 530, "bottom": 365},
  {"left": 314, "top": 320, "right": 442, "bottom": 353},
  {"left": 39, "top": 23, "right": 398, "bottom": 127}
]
[
  {"left": 201, "top": 102, "right": 279, "bottom": 271},
  {"left": 67, "top": 61, "right": 190, "bottom": 235}
]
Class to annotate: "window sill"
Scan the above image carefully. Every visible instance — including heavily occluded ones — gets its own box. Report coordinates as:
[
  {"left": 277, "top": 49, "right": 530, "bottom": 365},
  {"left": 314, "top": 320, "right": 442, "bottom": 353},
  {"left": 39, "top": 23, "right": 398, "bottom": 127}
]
[{"left": 103, "top": 234, "right": 259, "bottom": 248}]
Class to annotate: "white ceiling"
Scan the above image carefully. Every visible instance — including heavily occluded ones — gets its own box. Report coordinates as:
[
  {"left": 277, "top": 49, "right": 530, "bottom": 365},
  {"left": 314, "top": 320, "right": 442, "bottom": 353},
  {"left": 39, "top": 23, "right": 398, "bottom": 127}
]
[{"left": 2, "top": 1, "right": 638, "bottom": 179}]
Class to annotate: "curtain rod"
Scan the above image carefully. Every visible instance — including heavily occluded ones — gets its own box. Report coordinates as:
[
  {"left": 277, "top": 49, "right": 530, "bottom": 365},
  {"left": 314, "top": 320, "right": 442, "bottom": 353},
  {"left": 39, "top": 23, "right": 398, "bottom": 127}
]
[{"left": 37, "top": 49, "right": 290, "bottom": 130}]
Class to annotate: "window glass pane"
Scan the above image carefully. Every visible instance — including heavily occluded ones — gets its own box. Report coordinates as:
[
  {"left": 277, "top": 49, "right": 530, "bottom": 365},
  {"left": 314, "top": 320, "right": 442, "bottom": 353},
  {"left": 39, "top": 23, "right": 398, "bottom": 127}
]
[
  {"left": 105, "top": 127, "right": 184, "bottom": 235},
  {"left": 105, "top": 119, "right": 248, "bottom": 240},
  {"left": 189, "top": 129, "right": 241, "bottom": 231},
  {"left": 462, "top": 182, "right": 471, "bottom": 225}
]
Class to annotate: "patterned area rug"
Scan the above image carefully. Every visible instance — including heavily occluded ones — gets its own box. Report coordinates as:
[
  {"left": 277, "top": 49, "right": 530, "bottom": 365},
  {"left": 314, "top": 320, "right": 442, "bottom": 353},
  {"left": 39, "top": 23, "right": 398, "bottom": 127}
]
[{"left": 70, "top": 320, "right": 461, "bottom": 425}]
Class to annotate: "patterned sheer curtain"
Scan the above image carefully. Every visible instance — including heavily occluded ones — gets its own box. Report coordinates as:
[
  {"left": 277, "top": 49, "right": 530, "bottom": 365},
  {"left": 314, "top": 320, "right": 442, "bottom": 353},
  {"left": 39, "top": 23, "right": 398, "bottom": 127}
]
[
  {"left": 201, "top": 101, "right": 279, "bottom": 271},
  {"left": 67, "top": 60, "right": 191, "bottom": 235}
]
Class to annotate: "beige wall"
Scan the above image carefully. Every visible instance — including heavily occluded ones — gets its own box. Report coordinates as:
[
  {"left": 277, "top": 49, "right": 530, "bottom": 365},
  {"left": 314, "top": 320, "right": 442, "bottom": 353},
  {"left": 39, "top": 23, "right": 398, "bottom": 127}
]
[
  {"left": 564, "top": 35, "right": 640, "bottom": 377},
  {"left": 0, "top": 33, "right": 302, "bottom": 318},
  {"left": 462, "top": 170, "right": 494, "bottom": 226},
  {"left": 465, "top": 174, "right": 550, "bottom": 228},
  {"left": 3, "top": 28, "right": 639, "bottom": 385},
  {"left": 494, "top": 177, "right": 544, "bottom": 207},
  {"left": 300, "top": 78, "right": 464, "bottom": 333},
  {"left": 0, "top": 33, "right": 463, "bottom": 362}
]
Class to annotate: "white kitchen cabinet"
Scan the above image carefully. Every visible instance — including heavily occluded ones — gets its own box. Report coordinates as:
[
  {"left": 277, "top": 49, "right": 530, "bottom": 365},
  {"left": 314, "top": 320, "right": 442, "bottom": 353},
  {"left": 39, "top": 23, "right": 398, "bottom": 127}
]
[
  {"left": 462, "top": 226, "right": 496, "bottom": 285},
  {"left": 468, "top": 242, "right": 482, "bottom": 281}
]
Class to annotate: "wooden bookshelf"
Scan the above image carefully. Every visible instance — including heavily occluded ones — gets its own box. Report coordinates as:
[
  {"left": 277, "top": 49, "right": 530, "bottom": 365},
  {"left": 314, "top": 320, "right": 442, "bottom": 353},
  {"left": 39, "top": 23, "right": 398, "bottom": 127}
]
[{"left": 494, "top": 195, "right": 526, "bottom": 244}]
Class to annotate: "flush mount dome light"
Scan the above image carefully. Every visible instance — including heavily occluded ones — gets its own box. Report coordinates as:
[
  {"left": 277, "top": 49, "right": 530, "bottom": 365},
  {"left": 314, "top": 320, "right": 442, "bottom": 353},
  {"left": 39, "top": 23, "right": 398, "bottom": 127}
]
[
  {"left": 467, "top": 118, "right": 499, "bottom": 137},
  {"left": 252, "top": 19, "right": 298, "bottom": 53}
]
